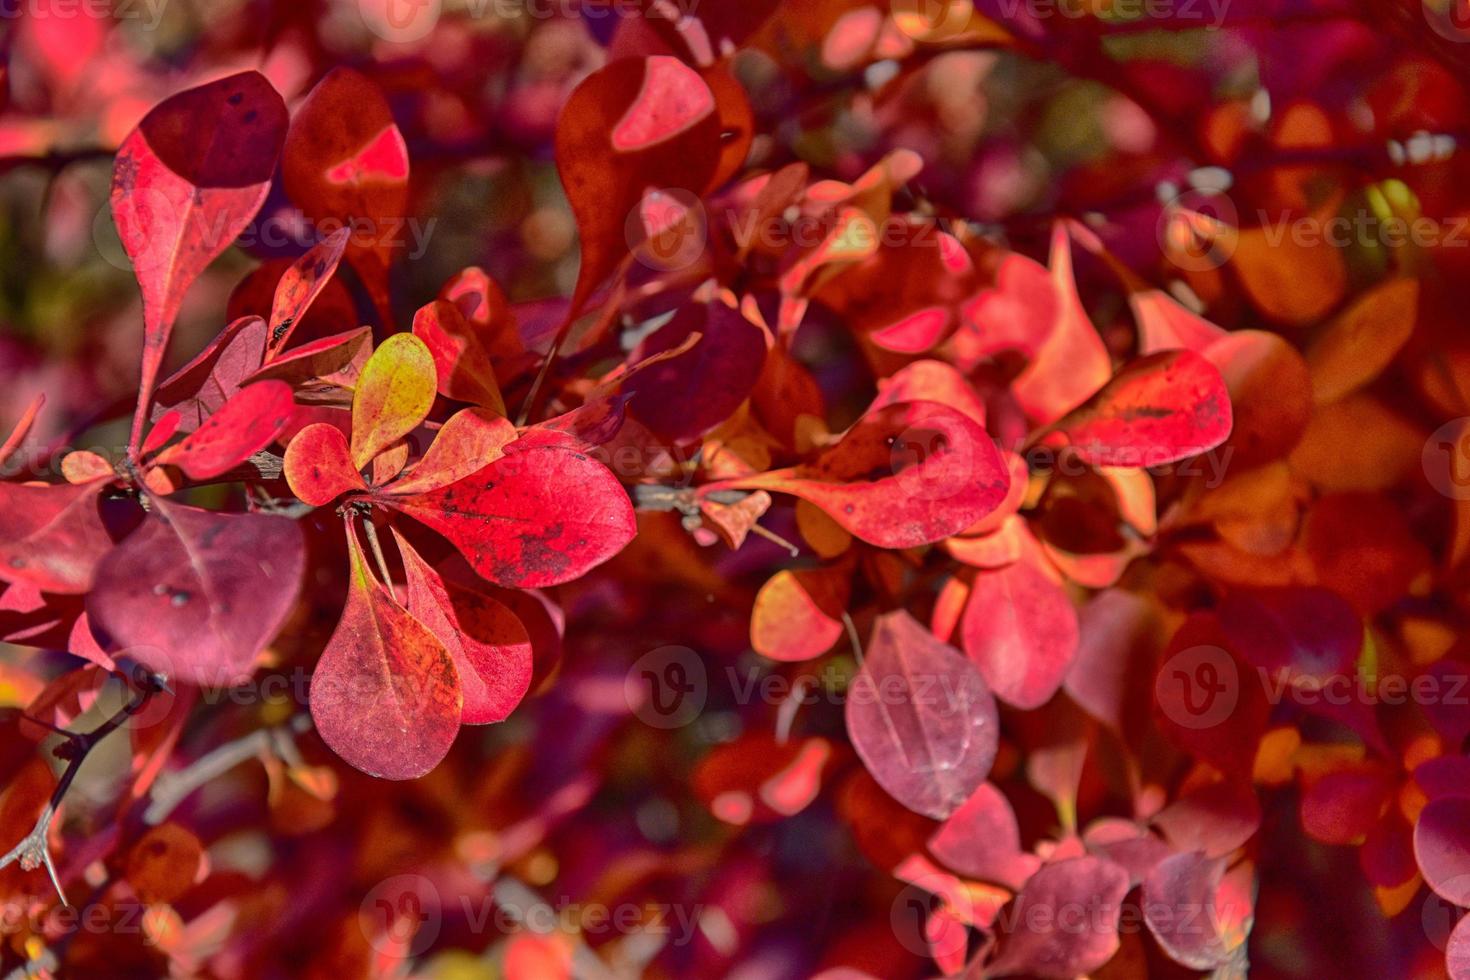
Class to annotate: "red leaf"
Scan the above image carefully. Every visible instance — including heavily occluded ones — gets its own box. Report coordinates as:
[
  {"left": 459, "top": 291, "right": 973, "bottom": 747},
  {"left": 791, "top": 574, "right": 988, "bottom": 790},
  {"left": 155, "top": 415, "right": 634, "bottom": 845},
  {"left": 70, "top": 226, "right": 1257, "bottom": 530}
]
[
  {"left": 394, "top": 531, "right": 532, "bottom": 726},
  {"left": 873, "top": 360, "right": 987, "bottom": 427},
  {"left": 152, "top": 316, "right": 270, "bottom": 432},
  {"left": 1012, "top": 225, "right": 1113, "bottom": 424},
  {"left": 958, "top": 252, "right": 1058, "bottom": 366},
  {"left": 1142, "top": 852, "right": 1232, "bottom": 970},
  {"left": 960, "top": 527, "right": 1079, "bottom": 709},
  {"left": 519, "top": 396, "right": 630, "bottom": 453},
  {"left": 986, "top": 857, "right": 1130, "bottom": 978},
  {"left": 1301, "top": 765, "right": 1395, "bottom": 845},
  {"left": 1132, "top": 289, "right": 1228, "bottom": 354},
  {"left": 266, "top": 227, "right": 351, "bottom": 359},
  {"left": 693, "top": 733, "right": 833, "bottom": 825},
  {"left": 439, "top": 266, "right": 523, "bottom": 361},
  {"left": 386, "top": 409, "right": 517, "bottom": 496},
  {"left": 1201, "top": 328, "right": 1313, "bottom": 468},
  {"left": 1450, "top": 915, "right": 1470, "bottom": 980},
  {"left": 386, "top": 445, "right": 637, "bottom": 588},
  {"left": 0, "top": 481, "right": 113, "bottom": 594},
  {"left": 282, "top": 68, "right": 409, "bottom": 313},
  {"left": 87, "top": 498, "right": 303, "bottom": 686},
  {"left": 846, "top": 610, "right": 999, "bottom": 819},
  {"left": 714, "top": 401, "right": 1010, "bottom": 549},
  {"left": 1152, "top": 780, "right": 1262, "bottom": 857},
  {"left": 143, "top": 411, "right": 182, "bottom": 456},
  {"left": 555, "top": 56, "right": 723, "bottom": 311},
  {"left": 412, "top": 299, "right": 506, "bottom": 414},
  {"left": 624, "top": 298, "right": 768, "bottom": 442},
  {"left": 929, "top": 783, "right": 1041, "bottom": 890},
  {"left": 309, "top": 522, "right": 460, "bottom": 779},
  {"left": 284, "top": 422, "right": 367, "bottom": 507},
  {"left": 750, "top": 565, "right": 850, "bottom": 663},
  {"left": 1052, "top": 350, "right": 1233, "bottom": 466},
  {"left": 247, "top": 326, "right": 374, "bottom": 394},
  {"left": 111, "top": 71, "right": 287, "bottom": 445},
  {"left": 155, "top": 381, "right": 294, "bottom": 480}
]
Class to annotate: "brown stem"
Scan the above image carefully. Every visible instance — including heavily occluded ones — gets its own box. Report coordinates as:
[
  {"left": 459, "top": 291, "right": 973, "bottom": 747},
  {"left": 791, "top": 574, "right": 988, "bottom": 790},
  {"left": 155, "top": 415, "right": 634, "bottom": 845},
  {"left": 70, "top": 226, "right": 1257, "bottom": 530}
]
[{"left": 0, "top": 672, "right": 165, "bottom": 904}]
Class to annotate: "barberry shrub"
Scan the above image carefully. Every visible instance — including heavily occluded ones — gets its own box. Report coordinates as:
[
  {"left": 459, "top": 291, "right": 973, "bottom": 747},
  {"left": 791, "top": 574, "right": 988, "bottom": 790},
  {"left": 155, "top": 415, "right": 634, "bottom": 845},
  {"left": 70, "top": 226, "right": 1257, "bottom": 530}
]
[{"left": 0, "top": 1, "right": 1466, "bottom": 977}]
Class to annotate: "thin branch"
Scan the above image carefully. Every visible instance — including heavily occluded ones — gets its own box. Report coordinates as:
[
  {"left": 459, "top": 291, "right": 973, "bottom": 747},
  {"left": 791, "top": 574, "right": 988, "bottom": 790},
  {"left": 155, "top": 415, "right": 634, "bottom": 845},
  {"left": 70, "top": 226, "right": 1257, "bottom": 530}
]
[
  {"left": 842, "top": 612, "right": 864, "bottom": 667},
  {"left": 143, "top": 714, "right": 313, "bottom": 826},
  {"left": 0, "top": 673, "right": 166, "bottom": 905}
]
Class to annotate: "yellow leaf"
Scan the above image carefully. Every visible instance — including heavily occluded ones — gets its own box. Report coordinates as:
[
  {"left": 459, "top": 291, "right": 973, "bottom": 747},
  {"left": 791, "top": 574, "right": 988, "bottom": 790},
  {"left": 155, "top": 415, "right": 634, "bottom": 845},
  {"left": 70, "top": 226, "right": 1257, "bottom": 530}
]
[{"left": 350, "top": 333, "right": 437, "bottom": 469}]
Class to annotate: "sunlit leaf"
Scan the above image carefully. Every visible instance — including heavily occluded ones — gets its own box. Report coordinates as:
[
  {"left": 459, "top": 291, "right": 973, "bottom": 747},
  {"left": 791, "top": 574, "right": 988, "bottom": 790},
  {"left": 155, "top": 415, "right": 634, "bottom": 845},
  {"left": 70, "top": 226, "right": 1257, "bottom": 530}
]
[
  {"left": 284, "top": 422, "right": 367, "bottom": 507},
  {"left": 1051, "top": 350, "right": 1233, "bottom": 466},
  {"left": 111, "top": 72, "right": 287, "bottom": 441},
  {"left": 713, "top": 401, "right": 1010, "bottom": 549},
  {"left": 386, "top": 445, "right": 637, "bottom": 588},
  {"left": 350, "top": 333, "right": 437, "bottom": 469},
  {"left": 310, "top": 522, "right": 460, "bottom": 780},
  {"left": 155, "top": 381, "right": 294, "bottom": 480},
  {"left": 412, "top": 299, "right": 507, "bottom": 414},
  {"left": 395, "top": 531, "right": 532, "bottom": 726}
]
